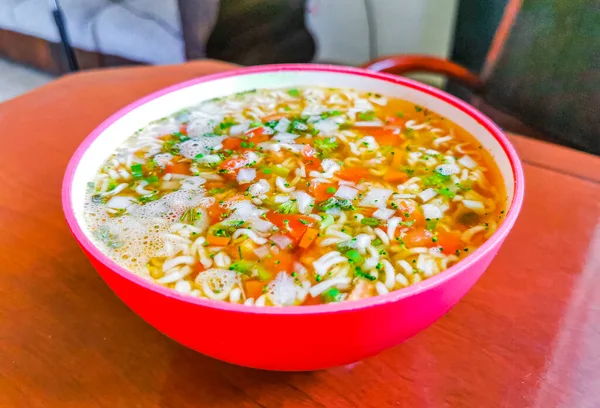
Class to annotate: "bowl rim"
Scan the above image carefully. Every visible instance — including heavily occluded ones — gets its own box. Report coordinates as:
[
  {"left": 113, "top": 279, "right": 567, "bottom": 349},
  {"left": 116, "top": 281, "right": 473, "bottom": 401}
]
[{"left": 62, "top": 63, "right": 525, "bottom": 315}]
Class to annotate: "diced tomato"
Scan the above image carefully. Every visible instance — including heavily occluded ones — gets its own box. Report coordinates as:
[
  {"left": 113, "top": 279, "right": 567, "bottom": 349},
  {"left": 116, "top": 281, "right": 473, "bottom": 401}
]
[
  {"left": 265, "top": 211, "right": 316, "bottom": 244},
  {"left": 207, "top": 201, "right": 224, "bottom": 224},
  {"left": 383, "top": 116, "right": 405, "bottom": 125},
  {"left": 204, "top": 181, "right": 225, "bottom": 191},
  {"left": 165, "top": 161, "right": 191, "bottom": 175},
  {"left": 383, "top": 169, "right": 408, "bottom": 183},
  {"left": 299, "top": 228, "right": 319, "bottom": 249},
  {"left": 244, "top": 127, "right": 270, "bottom": 143},
  {"left": 179, "top": 124, "right": 188, "bottom": 135},
  {"left": 206, "top": 235, "right": 231, "bottom": 246},
  {"left": 262, "top": 113, "right": 288, "bottom": 122},
  {"left": 361, "top": 127, "right": 403, "bottom": 146},
  {"left": 436, "top": 230, "right": 463, "bottom": 255},
  {"left": 396, "top": 200, "right": 425, "bottom": 227},
  {"left": 390, "top": 148, "right": 404, "bottom": 168},
  {"left": 302, "top": 145, "right": 322, "bottom": 173},
  {"left": 338, "top": 167, "right": 370, "bottom": 181},
  {"left": 312, "top": 182, "right": 337, "bottom": 201},
  {"left": 245, "top": 280, "right": 266, "bottom": 299},
  {"left": 261, "top": 251, "right": 294, "bottom": 274},
  {"left": 218, "top": 157, "right": 248, "bottom": 176},
  {"left": 222, "top": 137, "right": 243, "bottom": 150},
  {"left": 403, "top": 228, "right": 434, "bottom": 248},
  {"left": 302, "top": 295, "right": 323, "bottom": 306}
]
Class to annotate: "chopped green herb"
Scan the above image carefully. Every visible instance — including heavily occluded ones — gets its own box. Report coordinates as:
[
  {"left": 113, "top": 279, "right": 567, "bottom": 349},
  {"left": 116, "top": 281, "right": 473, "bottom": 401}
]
[
  {"left": 360, "top": 217, "right": 379, "bottom": 227},
  {"left": 138, "top": 193, "right": 159, "bottom": 203},
  {"left": 145, "top": 175, "right": 160, "bottom": 184},
  {"left": 180, "top": 208, "right": 200, "bottom": 224},
  {"left": 354, "top": 266, "right": 376, "bottom": 281},
  {"left": 208, "top": 187, "right": 225, "bottom": 195},
  {"left": 415, "top": 106, "right": 423, "bottom": 112},
  {"left": 262, "top": 168, "right": 272, "bottom": 175},
  {"left": 372, "top": 238, "right": 383, "bottom": 246},
  {"left": 277, "top": 200, "right": 298, "bottom": 214},
  {"left": 314, "top": 137, "right": 339, "bottom": 155},
  {"left": 229, "top": 260, "right": 255, "bottom": 274},
  {"left": 93, "top": 226, "right": 123, "bottom": 249},
  {"left": 272, "top": 166, "right": 290, "bottom": 177},
  {"left": 320, "top": 214, "right": 335, "bottom": 229},
  {"left": 299, "top": 219, "right": 310, "bottom": 225},
  {"left": 336, "top": 239, "right": 356, "bottom": 252},
  {"left": 219, "top": 118, "right": 238, "bottom": 130},
  {"left": 437, "top": 187, "right": 456, "bottom": 198},
  {"left": 423, "top": 173, "right": 451, "bottom": 188},
  {"left": 287, "top": 88, "right": 300, "bottom": 97},
  {"left": 344, "top": 249, "right": 364, "bottom": 265},
  {"left": 425, "top": 218, "right": 438, "bottom": 231},
  {"left": 397, "top": 112, "right": 404, "bottom": 118},
  {"left": 322, "top": 287, "right": 343, "bottom": 303},
  {"left": 131, "top": 164, "right": 144, "bottom": 179},
  {"left": 317, "top": 197, "right": 354, "bottom": 211},
  {"left": 357, "top": 111, "right": 376, "bottom": 121},
  {"left": 326, "top": 187, "right": 336, "bottom": 194}
]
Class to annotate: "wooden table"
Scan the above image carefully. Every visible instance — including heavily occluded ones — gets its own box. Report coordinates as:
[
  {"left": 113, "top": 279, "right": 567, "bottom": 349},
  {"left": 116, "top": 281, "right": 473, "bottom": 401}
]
[{"left": 1, "top": 61, "right": 599, "bottom": 408}]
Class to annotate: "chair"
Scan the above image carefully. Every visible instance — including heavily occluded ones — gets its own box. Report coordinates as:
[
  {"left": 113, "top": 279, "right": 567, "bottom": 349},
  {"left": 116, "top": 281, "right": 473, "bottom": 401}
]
[{"left": 363, "top": 0, "right": 600, "bottom": 155}]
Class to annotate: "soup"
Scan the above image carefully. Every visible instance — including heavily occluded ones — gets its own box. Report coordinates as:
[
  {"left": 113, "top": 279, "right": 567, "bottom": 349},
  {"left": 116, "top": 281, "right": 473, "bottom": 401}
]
[{"left": 84, "top": 87, "right": 506, "bottom": 306}]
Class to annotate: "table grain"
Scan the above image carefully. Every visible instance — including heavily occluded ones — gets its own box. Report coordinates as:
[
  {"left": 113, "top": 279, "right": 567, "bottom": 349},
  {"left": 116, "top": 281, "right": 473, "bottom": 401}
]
[{"left": 1, "top": 61, "right": 599, "bottom": 408}]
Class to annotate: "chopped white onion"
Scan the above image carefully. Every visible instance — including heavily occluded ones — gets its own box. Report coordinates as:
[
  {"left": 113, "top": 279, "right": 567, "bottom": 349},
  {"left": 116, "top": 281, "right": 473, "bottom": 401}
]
[
  {"left": 106, "top": 196, "right": 135, "bottom": 209},
  {"left": 237, "top": 168, "right": 256, "bottom": 184},
  {"left": 418, "top": 188, "right": 438, "bottom": 203},
  {"left": 462, "top": 200, "right": 486, "bottom": 214},
  {"left": 373, "top": 208, "right": 396, "bottom": 220},
  {"left": 276, "top": 176, "right": 295, "bottom": 192},
  {"left": 293, "top": 191, "right": 315, "bottom": 214},
  {"left": 359, "top": 188, "right": 393, "bottom": 208},
  {"left": 354, "top": 121, "right": 383, "bottom": 127},
  {"left": 274, "top": 117, "right": 291, "bottom": 133},
  {"left": 273, "top": 132, "right": 298, "bottom": 142},
  {"left": 273, "top": 195, "right": 290, "bottom": 204},
  {"left": 458, "top": 155, "right": 478, "bottom": 169},
  {"left": 268, "top": 272, "right": 297, "bottom": 306},
  {"left": 249, "top": 218, "right": 274, "bottom": 233},
  {"left": 229, "top": 123, "right": 250, "bottom": 135},
  {"left": 422, "top": 204, "right": 443, "bottom": 219},
  {"left": 248, "top": 179, "right": 270, "bottom": 196},
  {"left": 436, "top": 163, "right": 461, "bottom": 176},
  {"left": 313, "top": 118, "right": 339, "bottom": 134},
  {"left": 253, "top": 245, "right": 270, "bottom": 259},
  {"left": 335, "top": 185, "right": 359, "bottom": 200},
  {"left": 271, "top": 234, "right": 293, "bottom": 249}
]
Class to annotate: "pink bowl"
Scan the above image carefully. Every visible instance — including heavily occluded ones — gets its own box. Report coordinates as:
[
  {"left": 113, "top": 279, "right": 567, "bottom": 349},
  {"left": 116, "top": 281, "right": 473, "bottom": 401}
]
[{"left": 62, "top": 64, "right": 524, "bottom": 371}]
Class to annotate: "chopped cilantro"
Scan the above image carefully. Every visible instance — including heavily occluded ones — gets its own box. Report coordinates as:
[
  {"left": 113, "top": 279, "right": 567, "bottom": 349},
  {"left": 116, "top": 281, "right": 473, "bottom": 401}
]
[
  {"left": 287, "top": 88, "right": 300, "bottom": 97},
  {"left": 326, "top": 186, "right": 336, "bottom": 194},
  {"left": 317, "top": 197, "right": 354, "bottom": 211},
  {"left": 314, "top": 137, "right": 339, "bottom": 155},
  {"left": 354, "top": 266, "right": 376, "bottom": 281},
  {"left": 423, "top": 173, "right": 451, "bottom": 188}
]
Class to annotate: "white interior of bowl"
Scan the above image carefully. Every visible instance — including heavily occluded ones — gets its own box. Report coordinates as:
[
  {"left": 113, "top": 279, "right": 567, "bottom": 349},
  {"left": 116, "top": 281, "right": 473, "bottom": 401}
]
[{"left": 70, "top": 69, "right": 515, "bottom": 239}]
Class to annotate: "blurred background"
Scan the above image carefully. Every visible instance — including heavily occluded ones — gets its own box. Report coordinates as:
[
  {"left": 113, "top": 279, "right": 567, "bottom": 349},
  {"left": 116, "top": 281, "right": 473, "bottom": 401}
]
[{"left": 1, "top": 0, "right": 598, "bottom": 155}]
